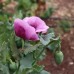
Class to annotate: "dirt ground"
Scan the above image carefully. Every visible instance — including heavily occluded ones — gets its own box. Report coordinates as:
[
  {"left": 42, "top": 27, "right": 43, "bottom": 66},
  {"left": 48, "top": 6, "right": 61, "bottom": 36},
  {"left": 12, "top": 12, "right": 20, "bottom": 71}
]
[
  {"left": 39, "top": 28, "right": 74, "bottom": 74},
  {"left": 46, "top": 0, "right": 74, "bottom": 18}
]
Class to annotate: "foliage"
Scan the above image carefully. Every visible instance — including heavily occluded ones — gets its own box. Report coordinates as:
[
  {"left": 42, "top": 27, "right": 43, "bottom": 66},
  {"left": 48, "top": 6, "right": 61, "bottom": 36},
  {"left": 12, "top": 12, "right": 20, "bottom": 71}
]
[
  {"left": 0, "top": 14, "right": 64, "bottom": 73},
  {"left": 17, "top": 0, "right": 37, "bottom": 17},
  {"left": 0, "top": 0, "right": 64, "bottom": 74},
  {"left": 59, "top": 20, "right": 71, "bottom": 32},
  {"left": 40, "top": 8, "right": 54, "bottom": 19}
]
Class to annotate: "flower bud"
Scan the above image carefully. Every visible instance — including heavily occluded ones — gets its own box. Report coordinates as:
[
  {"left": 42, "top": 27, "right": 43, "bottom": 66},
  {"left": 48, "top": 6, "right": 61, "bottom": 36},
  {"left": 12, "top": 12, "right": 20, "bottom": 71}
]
[{"left": 54, "top": 51, "right": 64, "bottom": 64}]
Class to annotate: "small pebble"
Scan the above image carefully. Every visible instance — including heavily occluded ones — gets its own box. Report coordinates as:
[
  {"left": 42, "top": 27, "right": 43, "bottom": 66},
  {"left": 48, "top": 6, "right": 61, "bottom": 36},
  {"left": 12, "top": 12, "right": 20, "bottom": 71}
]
[
  {"left": 69, "top": 62, "right": 74, "bottom": 65},
  {"left": 71, "top": 47, "right": 74, "bottom": 50}
]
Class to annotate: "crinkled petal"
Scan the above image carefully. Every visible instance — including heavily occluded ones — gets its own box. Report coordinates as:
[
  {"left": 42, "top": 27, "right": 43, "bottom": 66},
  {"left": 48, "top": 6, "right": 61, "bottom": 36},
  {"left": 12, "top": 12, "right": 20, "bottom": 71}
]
[
  {"left": 24, "top": 25, "right": 39, "bottom": 40},
  {"left": 14, "top": 18, "right": 26, "bottom": 39},
  {"left": 14, "top": 18, "right": 39, "bottom": 40},
  {"left": 23, "top": 17, "right": 29, "bottom": 22},
  {"left": 23, "top": 16, "right": 49, "bottom": 33}
]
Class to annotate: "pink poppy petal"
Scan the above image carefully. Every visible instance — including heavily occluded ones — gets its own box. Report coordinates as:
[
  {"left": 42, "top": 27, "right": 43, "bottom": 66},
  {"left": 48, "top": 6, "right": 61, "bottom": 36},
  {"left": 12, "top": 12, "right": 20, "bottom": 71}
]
[
  {"left": 23, "top": 16, "right": 49, "bottom": 33},
  {"left": 24, "top": 25, "right": 39, "bottom": 40},
  {"left": 14, "top": 18, "right": 26, "bottom": 39},
  {"left": 14, "top": 18, "right": 39, "bottom": 40},
  {"left": 23, "top": 17, "right": 29, "bottom": 22}
]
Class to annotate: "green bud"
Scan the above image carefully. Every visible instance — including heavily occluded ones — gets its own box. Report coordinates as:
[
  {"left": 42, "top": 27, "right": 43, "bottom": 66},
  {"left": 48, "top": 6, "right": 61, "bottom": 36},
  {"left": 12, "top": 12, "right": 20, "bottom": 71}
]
[
  {"left": 9, "top": 62, "right": 17, "bottom": 71},
  {"left": 54, "top": 51, "right": 64, "bottom": 64}
]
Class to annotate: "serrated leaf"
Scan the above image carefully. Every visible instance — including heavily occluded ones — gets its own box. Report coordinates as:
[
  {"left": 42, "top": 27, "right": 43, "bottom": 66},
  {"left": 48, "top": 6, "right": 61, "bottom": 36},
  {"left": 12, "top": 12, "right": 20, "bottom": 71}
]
[
  {"left": 9, "top": 32, "right": 19, "bottom": 58},
  {"left": 40, "top": 33, "right": 55, "bottom": 45},
  {"left": 0, "top": 33, "right": 8, "bottom": 43},
  {"left": 0, "top": 42, "right": 10, "bottom": 63},
  {"left": 24, "top": 43, "right": 40, "bottom": 55}
]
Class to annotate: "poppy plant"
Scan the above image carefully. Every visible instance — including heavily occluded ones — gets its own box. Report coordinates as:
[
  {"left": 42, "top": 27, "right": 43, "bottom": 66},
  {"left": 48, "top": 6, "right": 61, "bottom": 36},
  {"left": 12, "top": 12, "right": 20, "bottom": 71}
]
[{"left": 14, "top": 16, "right": 49, "bottom": 40}]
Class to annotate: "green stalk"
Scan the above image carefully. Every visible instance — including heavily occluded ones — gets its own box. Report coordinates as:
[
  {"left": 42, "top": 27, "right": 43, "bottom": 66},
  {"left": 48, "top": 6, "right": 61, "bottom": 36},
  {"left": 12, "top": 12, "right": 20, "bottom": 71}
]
[
  {"left": 22, "top": 39, "right": 24, "bottom": 49},
  {"left": 32, "top": 46, "right": 46, "bottom": 66}
]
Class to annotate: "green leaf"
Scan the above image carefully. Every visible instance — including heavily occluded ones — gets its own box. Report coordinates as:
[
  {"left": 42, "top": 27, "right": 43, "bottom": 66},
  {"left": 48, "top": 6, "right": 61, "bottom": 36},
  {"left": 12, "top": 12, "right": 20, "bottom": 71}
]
[
  {"left": 34, "top": 49, "right": 46, "bottom": 61},
  {"left": 45, "top": 8, "right": 54, "bottom": 18},
  {"left": 40, "top": 70, "right": 50, "bottom": 74},
  {"left": 0, "top": 33, "right": 8, "bottom": 42},
  {"left": 21, "top": 69, "right": 29, "bottom": 74},
  {"left": 24, "top": 43, "right": 40, "bottom": 55},
  {"left": 33, "top": 65, "right": 44, "bottom": 72},
  {"left": 20, "top": 53, "right": 34, "bottom": 71},
  {"left": 15, "top": 37, "right": 22, "bottom": 48},
  {"left": 19, "top": 65, "right": 44, "bottom": 74},
  {"left": 59, "top": 20, "right": 70, "bottom": 32},
  {"left": 9, "top": 32, "right": 19, "bottom": 58},
  {"left": 47, "top": 37, "right": 61, "bottom": 52},
  {"left": 0, "top": 42, "right": 10, "bottom": 63},
  {"left": 19, "top": 0, "right": 32, "bottom": 10},
  {"left": 13, "top": 10, "right": 23, "bottom": 19},
  {"left": 0, "top": 63, "right": 9, "bottom": 74},
  {"left": 40, "top": 33, "right": 55, "bottom": 45},
  {"left": 40, "top": 7, "right": 54, "bottom": 19}
]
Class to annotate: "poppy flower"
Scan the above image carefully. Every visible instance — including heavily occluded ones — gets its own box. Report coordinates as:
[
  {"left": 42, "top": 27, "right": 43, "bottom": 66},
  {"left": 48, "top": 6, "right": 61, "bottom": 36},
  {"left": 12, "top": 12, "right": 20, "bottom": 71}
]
[{"left": 14, "top": 16, "right": 49, "bottom": 41}]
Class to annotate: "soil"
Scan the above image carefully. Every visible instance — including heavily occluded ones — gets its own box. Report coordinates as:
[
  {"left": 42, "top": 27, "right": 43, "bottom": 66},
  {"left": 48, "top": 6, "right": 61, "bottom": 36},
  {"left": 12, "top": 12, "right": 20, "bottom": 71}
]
[
  {"left": 39, "top": 28, "right": 74, "bottom": 74},
  {"left": 46, "top": 0, "right": 74, "bottom": 18}
]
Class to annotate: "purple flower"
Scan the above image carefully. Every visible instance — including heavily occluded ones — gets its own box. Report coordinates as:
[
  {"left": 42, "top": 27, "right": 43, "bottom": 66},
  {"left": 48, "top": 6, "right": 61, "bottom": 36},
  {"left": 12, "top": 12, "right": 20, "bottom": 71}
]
[{"left": 14, "top": 16, "right": 49, "bottom": 41}]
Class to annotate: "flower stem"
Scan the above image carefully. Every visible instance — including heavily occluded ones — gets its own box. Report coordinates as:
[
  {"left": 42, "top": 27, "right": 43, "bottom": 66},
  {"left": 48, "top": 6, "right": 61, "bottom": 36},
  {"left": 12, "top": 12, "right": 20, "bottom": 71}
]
[
  {"left": 22, "top": 39, "right": 24, "bottom": 49},
  {"left": 32, "top": 46, "right": 46, "bottom": 66}
]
